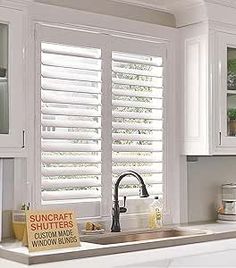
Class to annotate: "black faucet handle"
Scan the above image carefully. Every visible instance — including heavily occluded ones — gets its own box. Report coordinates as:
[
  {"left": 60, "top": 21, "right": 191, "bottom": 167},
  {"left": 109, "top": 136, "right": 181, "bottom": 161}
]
[
  {"left": 120, "top": 196, "right": 127, "bottom": 213},
  {"left": 123, "top": 196, "right": 126, "bottom": 207}
]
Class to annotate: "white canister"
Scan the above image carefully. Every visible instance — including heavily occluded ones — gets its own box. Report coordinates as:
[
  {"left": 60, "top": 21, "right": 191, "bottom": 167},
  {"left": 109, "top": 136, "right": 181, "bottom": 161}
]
[{"left": 222, "top": 184, "right": 236, "bottom": 215}]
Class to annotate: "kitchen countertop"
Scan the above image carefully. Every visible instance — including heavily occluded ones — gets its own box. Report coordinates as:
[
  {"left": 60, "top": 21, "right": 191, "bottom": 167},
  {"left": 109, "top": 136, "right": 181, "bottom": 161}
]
[
  {"left": 1, "top": 233, "right": 236, "bottom": 267},
  {"left": 1, "top": 222, "right": 236, "bottom": 265}
]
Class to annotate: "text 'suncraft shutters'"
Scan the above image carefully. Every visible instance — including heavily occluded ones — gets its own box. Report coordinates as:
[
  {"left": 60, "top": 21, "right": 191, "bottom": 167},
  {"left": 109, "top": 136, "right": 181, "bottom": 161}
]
[
  {"left": 112, "top": 51, "right": 163, "bottom": 197},
  {"left": 40, "top": 42, "right": 102, "bottom": 202}
]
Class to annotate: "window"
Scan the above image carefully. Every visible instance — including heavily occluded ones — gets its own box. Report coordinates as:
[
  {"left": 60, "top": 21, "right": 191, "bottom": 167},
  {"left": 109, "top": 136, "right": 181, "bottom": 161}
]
[{"left": 36, "top": 25, "right": 166, "bottom": 219}]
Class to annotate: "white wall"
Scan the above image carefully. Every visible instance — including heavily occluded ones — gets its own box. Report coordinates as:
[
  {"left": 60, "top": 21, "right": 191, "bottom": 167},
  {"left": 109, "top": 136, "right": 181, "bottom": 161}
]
[
  {"left": 187, "top": 156, "right": 236, "bottom": 222},
  {"left": 36, "top": 0, "right": 176, "bottom": 27}
]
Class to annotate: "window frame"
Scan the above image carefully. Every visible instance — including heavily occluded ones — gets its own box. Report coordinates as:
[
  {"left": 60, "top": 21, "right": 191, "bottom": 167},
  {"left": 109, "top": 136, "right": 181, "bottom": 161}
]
[{"left": 32, "top": 21, "right": 179, "bottom": 225}]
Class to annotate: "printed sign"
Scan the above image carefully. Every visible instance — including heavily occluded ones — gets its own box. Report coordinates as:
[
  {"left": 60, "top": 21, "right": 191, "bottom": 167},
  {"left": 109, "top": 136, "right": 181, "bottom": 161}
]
[{"left": 25, "top": 210, "right": 80, "bottom": 252}]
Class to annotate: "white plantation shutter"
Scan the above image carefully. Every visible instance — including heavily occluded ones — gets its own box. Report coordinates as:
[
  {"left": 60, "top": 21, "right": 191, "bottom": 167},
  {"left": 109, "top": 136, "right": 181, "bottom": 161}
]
[
  {"left": 37, "top": 25, "right": 167, "bottom": 218},
  {"left": 112, "top": 51, "right": 163, "bottom": 197},
  {"left": 40, "top": 42, "right": 102, "bottom": 202}
]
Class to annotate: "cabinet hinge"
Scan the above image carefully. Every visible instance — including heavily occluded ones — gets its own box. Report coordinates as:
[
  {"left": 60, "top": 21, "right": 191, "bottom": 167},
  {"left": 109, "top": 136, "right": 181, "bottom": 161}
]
[
  {"left": 22, "top": 130, "right": 25, "bottom": 148},
  {"left": 219, "top": 131, "right": 222, "bottom": 146}
]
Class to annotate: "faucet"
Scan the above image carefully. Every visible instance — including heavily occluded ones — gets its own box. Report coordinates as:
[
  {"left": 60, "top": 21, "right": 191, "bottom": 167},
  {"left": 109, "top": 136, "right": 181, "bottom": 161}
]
[{"left": 111, "top": 170, "right": 149, "bottom": 232}]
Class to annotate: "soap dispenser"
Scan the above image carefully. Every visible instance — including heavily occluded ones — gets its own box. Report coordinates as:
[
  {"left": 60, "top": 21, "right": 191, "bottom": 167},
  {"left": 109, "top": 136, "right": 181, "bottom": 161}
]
[{"left": 148, "top": 196, "right": 163, "bottom": 229}]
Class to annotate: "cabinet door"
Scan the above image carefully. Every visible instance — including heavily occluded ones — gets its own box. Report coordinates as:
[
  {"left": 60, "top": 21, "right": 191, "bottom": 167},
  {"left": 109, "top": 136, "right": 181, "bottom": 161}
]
[
  {"left": 0, "top": 8, "right": 24, "bottom": 151},
  {"left": 218, "top": 32, "right": 236, "bottom": 149},
  {"left": 182, "top": 32, "right": 209, "bottom": 155}
]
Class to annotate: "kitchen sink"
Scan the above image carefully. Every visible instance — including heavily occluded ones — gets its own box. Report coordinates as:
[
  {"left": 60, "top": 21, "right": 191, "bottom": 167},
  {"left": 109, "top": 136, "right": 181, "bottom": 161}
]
[{"left": 81, "top": 228, "right": 207, "bottom": 245}]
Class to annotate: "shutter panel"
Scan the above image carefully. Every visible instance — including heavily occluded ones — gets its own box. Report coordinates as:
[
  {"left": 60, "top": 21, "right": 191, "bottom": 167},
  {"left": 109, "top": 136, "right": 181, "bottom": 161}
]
[
  {"left": 41, "top": 42, "right": 102, "bottom": 202},
  {"left": 112, "top": 51, "right": 164, "bottom": 198}
]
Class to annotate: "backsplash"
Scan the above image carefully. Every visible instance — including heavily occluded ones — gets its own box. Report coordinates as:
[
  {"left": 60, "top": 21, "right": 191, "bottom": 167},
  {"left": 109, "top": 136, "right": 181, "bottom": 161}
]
[{"left": 187, "top": 156, "right": 236, "bottom": 222}]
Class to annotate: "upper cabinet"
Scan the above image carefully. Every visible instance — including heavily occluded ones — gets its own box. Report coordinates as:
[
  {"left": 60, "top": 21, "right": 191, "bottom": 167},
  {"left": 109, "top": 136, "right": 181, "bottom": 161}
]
[
  {"left": 0, "top": 7, "right": 25, "bottom": 156},
  {"left": 181, "top": 21, "right": 236, "bottom": 155},
  {"left": 180, "top": 23, "right": 211, "bottom": 155},
  {"left": 178, "top": 1, "right": 236, "bottom": 155}
]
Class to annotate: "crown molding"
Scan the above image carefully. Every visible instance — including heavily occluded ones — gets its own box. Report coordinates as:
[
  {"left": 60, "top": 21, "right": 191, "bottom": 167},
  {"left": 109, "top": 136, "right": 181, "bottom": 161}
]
[
  {"left": 111, "top": 0, "right": 170, "bottom": 12},
  {"left": 1, "top": 0, "right": 33, "bottom": 3},
  {"left": 0, "top": 0, "right": 33, "bottom": 10},
  {"left": 166, "top": 0, "right": 204, "bottom": 12},
  {"left": 111, "top": 0, "right": 204, "bottom": 14},
  {"left": 205, "top": 0, "right": 236, "bottom": 9}
]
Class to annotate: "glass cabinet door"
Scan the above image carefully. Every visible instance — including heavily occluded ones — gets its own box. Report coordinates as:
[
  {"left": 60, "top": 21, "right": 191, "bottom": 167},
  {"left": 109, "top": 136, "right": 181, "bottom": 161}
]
[
  {"left": 227, "top": 47, "right": 236, "bottom": 137},
  {"left": 217, "top": 32, "right": 236, "bottom": 149},
  {"left": 0, "top": 23, "right": 9, "bottom": 134},
  {"left": 0, "top": 7, "right": 25, "bottom": 153}
]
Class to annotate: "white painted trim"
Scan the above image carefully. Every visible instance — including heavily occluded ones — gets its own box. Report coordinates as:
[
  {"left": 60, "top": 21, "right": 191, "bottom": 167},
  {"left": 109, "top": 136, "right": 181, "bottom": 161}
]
[
  {"left": 206, "top": 2, "right": 236, "bottom": 28},
  {"left": 0, "top": 149, "right": 27, "bottom": 158},
  {"left": 0, "top": 0, "right": 32, "bottom": 11},
  {"left": 162, "top": 40, "right": 178, "bottom": 223},
  {"left": 29, "top": 2, "right": 176, "bottom": 41},
  {"left": 206, "top": 0, "right": 236, "bottom": 9},
  {"left": 25, "top": 3, "right": 36, "bottom": 210},
  {"left": 33, "top": 22, "right": 42, "bottom": 211},
  {"left": 32, "top": 24, "right": 179, "bottom": 224},
  {"left": 209, "top": 20, "right": 236, "bottom": 35},
  {"left": 175, "top": 3, "right": 207, "bottom": 28},
  {"left": 111, "top": 0, "right": 204, "bottom": 14},
  {"left": 168, "top": 1, "right": 204, "bottom": 13},
  {"left": 111, "top": 0, "right": 171, "bottom": 12},
  {"left": 101, "top": 34, "right": 113, "bottom": 218}
]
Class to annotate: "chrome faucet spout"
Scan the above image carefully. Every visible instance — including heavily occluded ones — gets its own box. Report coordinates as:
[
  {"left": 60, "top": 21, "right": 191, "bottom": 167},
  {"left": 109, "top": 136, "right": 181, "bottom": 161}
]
[{"left": 111, "top": 170, "right": 149, "bottom": 232}]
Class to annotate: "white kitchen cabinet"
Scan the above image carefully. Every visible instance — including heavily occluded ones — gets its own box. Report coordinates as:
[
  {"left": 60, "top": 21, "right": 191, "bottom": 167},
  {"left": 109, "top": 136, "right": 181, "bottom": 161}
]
[
  {"left": 0, "top": 7, "right": 25, "bottom": 156},
  {"left": 181, "top": 21, "right": 236, "bottom": 155},
  {"left": 180, "top": 23, "right": 211, "bottom": 155}
]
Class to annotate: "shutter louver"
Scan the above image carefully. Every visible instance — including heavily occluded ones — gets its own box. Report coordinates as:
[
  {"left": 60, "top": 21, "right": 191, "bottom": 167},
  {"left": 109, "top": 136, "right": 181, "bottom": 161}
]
[
  {"left": 112, "top": 51, "right": 163, "bottom": 198},
  {"left": 41, "top": 42, "right": 102, "bottom": 202}
]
